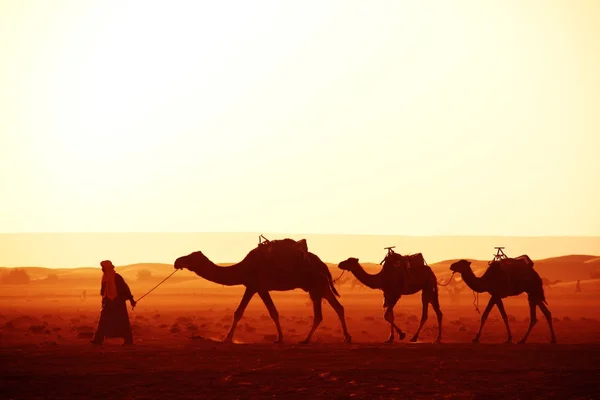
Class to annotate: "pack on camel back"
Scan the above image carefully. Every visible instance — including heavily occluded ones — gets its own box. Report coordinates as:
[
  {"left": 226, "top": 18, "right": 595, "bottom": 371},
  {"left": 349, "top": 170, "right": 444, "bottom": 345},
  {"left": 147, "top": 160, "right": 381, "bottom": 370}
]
[
  {"left": 255, "top": 234, "right": 310, "bottom": 262},
  {"left": 488, "top": 247, "right": 534, "bottom": 269},
  {"left": 380, "top": 246, "right": 430, "bottom": 291},
  {"left": 380, "top": 246, "right": 428, "bottom": 271},
  {"left": 485, "top": 247, "right": 537, "bottom": 290}
]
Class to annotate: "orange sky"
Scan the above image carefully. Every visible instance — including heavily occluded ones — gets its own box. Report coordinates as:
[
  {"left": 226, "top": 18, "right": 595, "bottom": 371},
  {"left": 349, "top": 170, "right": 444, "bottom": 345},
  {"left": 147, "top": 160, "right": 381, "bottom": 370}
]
[{"left": 1, "top": 1, "right": 599, "bottom": 238}]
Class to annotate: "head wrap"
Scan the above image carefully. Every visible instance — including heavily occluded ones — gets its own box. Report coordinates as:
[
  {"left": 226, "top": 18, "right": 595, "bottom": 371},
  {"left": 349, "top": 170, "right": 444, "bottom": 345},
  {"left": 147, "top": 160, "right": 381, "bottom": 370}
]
[{"left": 100, "top": 260, "right": 118, "bottom": 300}]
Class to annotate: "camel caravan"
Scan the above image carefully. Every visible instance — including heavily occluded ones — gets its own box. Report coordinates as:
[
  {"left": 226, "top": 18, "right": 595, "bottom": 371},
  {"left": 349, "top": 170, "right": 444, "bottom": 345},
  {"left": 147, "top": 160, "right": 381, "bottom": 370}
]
[{"left": 173, "top": 237, "right": 556, "bottom": 345}]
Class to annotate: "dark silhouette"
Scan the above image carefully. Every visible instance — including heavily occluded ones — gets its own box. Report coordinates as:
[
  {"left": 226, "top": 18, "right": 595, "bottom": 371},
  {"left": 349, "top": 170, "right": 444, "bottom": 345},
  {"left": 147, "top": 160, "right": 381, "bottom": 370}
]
[
  {"left": 576, "top": 280, "right": 582, "bottom": 292},
  {"left": 92, "top": 260, "right": 137, "bottom": 346},
  {"left": 449, "top": 256, "right": 556, "bottom": 344},
  {"left": 337, "top": 247, "right": 443, "bottom": 343},
  {"left": 174, "top": 238, "right": 352, "bottom": 344}
]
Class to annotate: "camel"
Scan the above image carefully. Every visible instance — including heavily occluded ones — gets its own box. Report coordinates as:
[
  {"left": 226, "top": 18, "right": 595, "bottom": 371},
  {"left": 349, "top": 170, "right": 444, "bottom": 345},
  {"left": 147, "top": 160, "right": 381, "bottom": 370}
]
[
  {"left": 174, "top": 238, "right": 352, "bottom": 344},
  {"left": 337, "top": 249, "right": 443, "bottom": 343},
  {"left": 449, "top": 258, "right": 556, "bottom": 344}
]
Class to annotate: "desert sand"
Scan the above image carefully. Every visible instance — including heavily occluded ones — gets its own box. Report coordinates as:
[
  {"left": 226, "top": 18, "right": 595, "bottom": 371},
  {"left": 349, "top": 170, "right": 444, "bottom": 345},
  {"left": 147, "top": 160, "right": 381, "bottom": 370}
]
[{"left": 1, "top": 256, "right": 600, "bottom": 399}]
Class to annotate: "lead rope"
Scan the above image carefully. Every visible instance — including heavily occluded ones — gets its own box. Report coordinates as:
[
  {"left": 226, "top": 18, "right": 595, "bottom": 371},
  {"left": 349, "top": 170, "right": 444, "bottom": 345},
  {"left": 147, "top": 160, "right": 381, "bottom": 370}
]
[
  {"left": 437, "top": 271, "right": 456, "bottom": 287},
  {"left": 332, "top": 269, "right": 345, "bottom": 283},
  {"left": 133, "top": 269, "right": 179, "bottom": 309}
]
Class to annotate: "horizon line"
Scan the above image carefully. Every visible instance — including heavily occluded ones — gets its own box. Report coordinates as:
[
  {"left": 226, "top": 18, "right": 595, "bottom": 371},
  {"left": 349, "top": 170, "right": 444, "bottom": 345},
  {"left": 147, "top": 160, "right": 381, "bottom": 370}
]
[{"left": 3, "top": 253, "right": 599, "bottom": 270}]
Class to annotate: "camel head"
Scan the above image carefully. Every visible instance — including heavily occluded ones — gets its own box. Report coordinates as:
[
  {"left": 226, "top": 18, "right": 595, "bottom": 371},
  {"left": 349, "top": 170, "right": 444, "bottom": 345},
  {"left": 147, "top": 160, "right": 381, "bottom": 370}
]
[
  {"left": 174, "top": 251, "right": 208, "bottom": 271},
  {"left": 449, "top": 259, "right": 472, "bottom": 274},
  {"left": 338, "top": 257, "right": 361, "bottom": 272}
]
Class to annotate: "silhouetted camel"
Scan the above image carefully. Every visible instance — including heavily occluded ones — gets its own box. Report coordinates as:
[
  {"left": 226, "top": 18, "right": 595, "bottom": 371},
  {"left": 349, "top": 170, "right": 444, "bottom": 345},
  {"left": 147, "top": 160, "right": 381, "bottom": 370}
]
[
  {"left": 174, "top": 238, "right": 351, "bottom": 344},
  {"left": 450, "top": 258, "right": 556, "bottom": 344},
  {"left": 338, "top": 251, "right": 443, "bottom": 343}
]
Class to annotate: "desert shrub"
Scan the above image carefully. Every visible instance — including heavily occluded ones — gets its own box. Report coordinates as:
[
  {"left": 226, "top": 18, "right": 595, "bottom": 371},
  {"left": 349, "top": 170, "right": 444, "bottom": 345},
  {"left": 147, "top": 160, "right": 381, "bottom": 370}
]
[
  {"left": 1, "top": 269, "right": 31, "bottom": 284},
  {"left": 44, "top": 274, "right": 59, "bottom": 283}
]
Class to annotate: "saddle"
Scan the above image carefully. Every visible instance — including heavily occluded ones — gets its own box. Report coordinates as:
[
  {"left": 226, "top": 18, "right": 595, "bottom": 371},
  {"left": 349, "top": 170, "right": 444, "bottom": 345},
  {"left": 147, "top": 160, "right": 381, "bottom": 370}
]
[
  {"left": 406, "top": 253, "right": 427, "bottom": 269},
  {"left": 256, "top": 235, "right": 310, "bottom": 261},
  {"left": 495, "top": 255, "right": 534, "bottom": 268}
]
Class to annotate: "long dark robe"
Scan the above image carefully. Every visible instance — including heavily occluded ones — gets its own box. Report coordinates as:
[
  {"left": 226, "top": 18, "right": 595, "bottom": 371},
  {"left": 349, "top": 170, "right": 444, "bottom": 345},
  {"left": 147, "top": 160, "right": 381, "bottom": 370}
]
[{"left": 92, "top": 274, "right": 134, "bottom": 343}]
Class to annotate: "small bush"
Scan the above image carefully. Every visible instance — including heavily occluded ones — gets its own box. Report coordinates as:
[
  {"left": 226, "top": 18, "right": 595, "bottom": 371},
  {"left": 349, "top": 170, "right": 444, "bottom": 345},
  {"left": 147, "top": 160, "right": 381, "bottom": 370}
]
[{"left": 1, "top": 269, "right": 31, "bottom": 284}]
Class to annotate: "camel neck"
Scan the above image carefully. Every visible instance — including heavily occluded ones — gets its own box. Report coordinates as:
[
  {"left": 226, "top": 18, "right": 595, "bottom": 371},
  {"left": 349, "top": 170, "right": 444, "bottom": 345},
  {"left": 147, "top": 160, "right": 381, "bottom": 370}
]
[
  {"left": 189, "top": 256, "right": 248, "bottom": 286},
  {"left": 460, "top": 267, "right": 487, "bottom": 293},
  {"left": 350, "top": 264, "right": 384, "bottom": 290}
]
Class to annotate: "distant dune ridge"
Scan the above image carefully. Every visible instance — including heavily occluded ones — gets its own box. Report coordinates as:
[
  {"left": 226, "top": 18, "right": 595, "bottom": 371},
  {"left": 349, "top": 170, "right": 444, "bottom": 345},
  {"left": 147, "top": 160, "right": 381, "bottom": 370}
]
[
  {"left": 1, "top": 233, "right": 599, "bottom": 269},
  {"left": 1, "top": 252, "right": 598, "bottom": 287}
]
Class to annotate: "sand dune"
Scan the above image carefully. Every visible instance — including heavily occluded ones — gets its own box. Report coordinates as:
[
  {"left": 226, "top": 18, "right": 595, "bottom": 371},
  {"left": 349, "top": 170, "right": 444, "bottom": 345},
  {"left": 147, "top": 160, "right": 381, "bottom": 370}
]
[
  {"left": 2, "top": 253, "right": 599, "bottom": 399},
  {"left": 3, "top": 253, "right": 597, "bottom": 288}
]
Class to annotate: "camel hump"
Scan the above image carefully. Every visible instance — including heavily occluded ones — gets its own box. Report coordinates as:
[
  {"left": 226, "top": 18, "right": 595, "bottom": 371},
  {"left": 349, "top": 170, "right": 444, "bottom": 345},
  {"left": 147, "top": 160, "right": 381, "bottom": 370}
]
[
  {"left": 513, "top": 254, "right": 534, "bottom": 267},
  {"left": 256, "top": 237, "right": 309, "bottom": 258},
  {"left": 296, "top": 238, "right": 308, "bottom": 253},
  {"left": 497, "top": 255, "right": 534, "bottom": 268},
  {"left": 407, "top": 253, "right": 426, "bottom": 268}
]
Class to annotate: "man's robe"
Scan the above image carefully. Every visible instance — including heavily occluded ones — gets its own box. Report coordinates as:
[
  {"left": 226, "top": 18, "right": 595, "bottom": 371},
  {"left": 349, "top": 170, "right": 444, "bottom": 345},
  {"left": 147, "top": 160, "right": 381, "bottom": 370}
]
[{"left": 93, "top": 274, "right": 134, "bottom": 342}]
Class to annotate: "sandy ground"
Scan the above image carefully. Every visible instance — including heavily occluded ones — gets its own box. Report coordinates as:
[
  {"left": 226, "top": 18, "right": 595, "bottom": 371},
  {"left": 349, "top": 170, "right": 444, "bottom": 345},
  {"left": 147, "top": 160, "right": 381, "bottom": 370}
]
[{"left": 1, "top": 289, "right": 600, "bottom": 399}]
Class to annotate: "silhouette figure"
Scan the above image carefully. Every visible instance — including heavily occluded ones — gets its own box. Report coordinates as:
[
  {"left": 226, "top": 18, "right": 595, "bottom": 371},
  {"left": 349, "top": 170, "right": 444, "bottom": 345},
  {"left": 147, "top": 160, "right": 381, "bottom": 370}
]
[
  {"left": 80, "top": 289, "right": 87, "bottom": 302},
  {"left": 91, "top": 260, "right": 137, "bottom": 346},
  {"left": 337, "top": 248, "right": 443, "bottom": 343},
  {"left": 576, "top": 280, "right": 582, "bottom": 293},
  {"left": 174, "top": 238, "right": 351, "bottom": 344},
  {"left": 449, "top": 256, "right": 556, "bottom": 344}
]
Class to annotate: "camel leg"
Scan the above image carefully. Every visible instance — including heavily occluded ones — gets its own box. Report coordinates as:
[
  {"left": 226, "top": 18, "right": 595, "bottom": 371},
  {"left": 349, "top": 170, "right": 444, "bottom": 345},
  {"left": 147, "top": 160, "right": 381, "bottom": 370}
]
[
  {"left": 430, "top": 289, "right": 443, "bottom": 343},
  {"left": 383, "top": 303, "right": 406, "bottom": 343},
  {"left": 300, "top": 296, "right": 323, "bottom": 344},
  {"left": 323, "top": 290, "right": 352, "bottom": 343},
  {"left": 410, "top": 291, "right": 430, "bottom": 343},
  {"left": 495, "top": 299, "right": 512, "bottom": 343},
  {"left": 518, "top": 298, "right": 537, "bottom": 344},
  {"left": 258, "top": 291, "right": 284, "bottom": 344},
  {"left": 224, "top": 288, "right": 255, "bottom": 343},
  {"left": 537, "top": 302, "right": 557, "bottom": 344},
  {"left": 473, "top": 297, "right": 497, "bottom": 343},
  {"left": 387, "top": 323, "right": 394, "bottom": 343}
]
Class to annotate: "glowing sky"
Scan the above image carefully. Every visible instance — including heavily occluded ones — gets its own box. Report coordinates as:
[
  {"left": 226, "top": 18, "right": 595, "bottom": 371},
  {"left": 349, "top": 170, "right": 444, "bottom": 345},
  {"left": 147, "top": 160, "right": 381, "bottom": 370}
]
[{"left": 1, "top": 0, "right": 599, "bottom": 235}]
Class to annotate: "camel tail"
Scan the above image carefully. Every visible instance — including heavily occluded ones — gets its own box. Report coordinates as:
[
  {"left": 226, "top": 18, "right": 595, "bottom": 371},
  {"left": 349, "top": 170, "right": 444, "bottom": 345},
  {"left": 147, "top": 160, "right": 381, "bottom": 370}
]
[
  {"left": 534, "top": 271, "right": 548, "bottom": 305},
  {"left": 329, "top": 276, "right": 341, "bottom": 297},
  {"left": 309, "top": 253, "right": 341, "bottom": 298},
  {"left": 541, "top": 288, "right": 548, "bottom": 305},
  {"left": 325, "top": 266, "right": 341, "bottom": 297}
]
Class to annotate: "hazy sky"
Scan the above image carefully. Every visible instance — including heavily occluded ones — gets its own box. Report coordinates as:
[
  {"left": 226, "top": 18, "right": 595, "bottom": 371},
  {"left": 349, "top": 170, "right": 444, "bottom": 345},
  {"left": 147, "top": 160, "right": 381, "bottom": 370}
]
[{"left": 1, "top": 0, "right": 599, "bottom": 236}]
